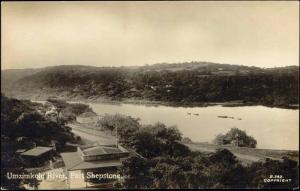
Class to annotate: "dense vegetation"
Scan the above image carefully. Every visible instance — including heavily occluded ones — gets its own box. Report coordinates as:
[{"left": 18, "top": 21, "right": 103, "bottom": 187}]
[
  {"left": 119, "top": 150, "right": 298, "bottom": 189},
  {"left": 46, "top": 97, "right": 95, "bottom": 124},
  {"left": 213, "top": 128, "right": 257, "bottom": 148},
  {"left": 97, "top": 114, "right": 189, "bottom": 158},
  {"left": 97, "top": 114, "right": 299, "bottom": 189},
  {"left": 3, "top": 62, "right": 299, "bottom": 107},
  {"left": 1, "top": 95, "right": 76, "bottom": 189}
]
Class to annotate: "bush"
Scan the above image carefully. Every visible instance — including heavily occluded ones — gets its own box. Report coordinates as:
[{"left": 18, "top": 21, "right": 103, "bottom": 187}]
[
  {"left": 213, "top": 128, "right": 257, "bottom": 148},
  {"left": 182, "top": 137, "right": 193, "bottom": 143},
  {"left": 247, "top": 157, "right": 299, "bottom": 189},
  {"left": 213, "top": 134, "right": 226, "bottom": 145}
]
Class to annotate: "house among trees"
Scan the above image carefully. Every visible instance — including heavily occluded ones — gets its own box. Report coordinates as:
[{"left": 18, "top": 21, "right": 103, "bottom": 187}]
[
  {"left": 223, "top": 133, "right": 244, "bottom": 147},
  {"left": 61, "top": 144, "right": 130, "bottom": 189},
  {"left": 20, "top": 146, "right": 54, "bottom": 167},
  {"left": 213, "top": 128, "right": 257, "bottom": 148},
  {"left": 76, "top": 111, "right": 99, "bottom": 123}
]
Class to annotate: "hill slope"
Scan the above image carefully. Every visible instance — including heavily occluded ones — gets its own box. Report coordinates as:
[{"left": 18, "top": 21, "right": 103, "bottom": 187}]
[{"left": 1, "top": 62, "right": 299, "bottom": 107}]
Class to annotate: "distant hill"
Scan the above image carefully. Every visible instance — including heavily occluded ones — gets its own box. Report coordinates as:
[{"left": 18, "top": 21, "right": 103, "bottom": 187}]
[
  {"left": 1, "top": 68, "right": 43, "bottom": 91},
  {"left": 1, "top": 62, "right": 299, "bottom": 107},
  {"left": 138, "top": 62, "right": 261, "bottom": 72}
]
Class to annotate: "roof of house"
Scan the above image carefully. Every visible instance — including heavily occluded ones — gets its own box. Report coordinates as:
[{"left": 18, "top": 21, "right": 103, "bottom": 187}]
[
  {"left": 61, "top": 152, "right": 122, "bottom": 171},
  {"left": 20, "top": 146, "right": 53, "bottom": 157},
  {"left": 16, "top": 149, "right": 27, "bottom": 153},
  {"left": 82, "top": 146, "right": 123, "bottom": 156}
]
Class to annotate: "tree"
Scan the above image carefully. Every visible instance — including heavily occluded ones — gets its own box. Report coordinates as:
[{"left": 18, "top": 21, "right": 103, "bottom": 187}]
[
  {"left": 182, "top": 137, "right": 193, "bottom": 143},
  {"left": 213, "top": 128, "right": 257, "bottom": 148},
  {"left": 96, "top": 114, "right": 140, "bottom": 142},
  {"left": 1, "top": 137, "right": 40, "bottom": 189},
  {"left": 119, "top": 156, "right": 155, "bottom": 189},
  {"left": 213, "top": 134, "right": 226, "bottom": 145},
  {"left": 1, "top": 95, "right": 76, "bottom": 189},
  {"left": 132, "top": 131, "right": 164, "bottom": 158},
  {"left": 247, "top": 157, "right": 299, "bottom": 189},
  {"left": 202, "top": 149, "right": 249, "bottom": 188}
]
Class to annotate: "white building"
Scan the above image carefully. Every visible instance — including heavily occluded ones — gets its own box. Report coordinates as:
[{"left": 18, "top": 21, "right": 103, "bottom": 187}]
[{"left": 61, "top": 144, "right": 130, "bottom": 189}]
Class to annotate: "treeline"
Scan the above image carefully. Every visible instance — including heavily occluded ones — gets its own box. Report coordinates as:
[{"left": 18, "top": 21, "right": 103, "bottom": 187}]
[
  {"left": 1, "top": 95, "right": 76, "bottom": 189},
  {"left": 97, "top": 114, "right": 189, "bottom": 158},
  {"left": 8, "top": 63, "right": 299, "bottom": 107},
  {"left": 96, "top": 114, "right": 299, "bottom": 189}
]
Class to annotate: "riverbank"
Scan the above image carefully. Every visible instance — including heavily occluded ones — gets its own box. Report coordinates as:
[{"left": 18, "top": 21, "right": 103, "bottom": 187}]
[
  {"left": 28, "top": 96, "right": 299, "bottom": 150},
  {"left": 48, "top": 98, "right": 298, "bottom": 165},
  {"left": 184, "top": 142, "right": 299, "bottom": 165},
  {"left": 4, "top": 89, "right": 299, "bottom": 109}
]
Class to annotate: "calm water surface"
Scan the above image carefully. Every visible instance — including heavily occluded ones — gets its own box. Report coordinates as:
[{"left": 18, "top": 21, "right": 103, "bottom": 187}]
[{"left": 81, "top": 102, "right": 299, "bottom": 150}]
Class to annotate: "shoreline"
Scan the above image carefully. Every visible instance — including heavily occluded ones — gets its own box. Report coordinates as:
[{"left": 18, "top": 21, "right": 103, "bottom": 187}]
[
  {"left": 4, "top": 90, "right": 299, "bottom": 110},
  {"left": 24, "top": 95, "right": 300, "bottom": 159}
]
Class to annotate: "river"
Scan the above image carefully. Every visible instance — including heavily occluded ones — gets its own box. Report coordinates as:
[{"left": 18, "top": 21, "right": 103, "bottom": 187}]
[
  {"left": 36, "top": 100, "right": 299, "bottom": 150},
  {"left": 81, "top": 102, "right": 299, "bottom": 151}
]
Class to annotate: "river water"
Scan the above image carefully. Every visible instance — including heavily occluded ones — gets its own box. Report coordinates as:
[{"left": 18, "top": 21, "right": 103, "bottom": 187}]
[
  {"left": 35, "top": 100, "right": 298, "bottom": 150},
  {"left": 83, "top": 102, "right": 299, "bottom": 150}
]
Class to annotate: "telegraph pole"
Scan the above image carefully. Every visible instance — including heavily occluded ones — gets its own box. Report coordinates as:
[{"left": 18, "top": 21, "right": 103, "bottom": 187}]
[{"left": 116, "top": 122, "right": 118, "bottom": 148}]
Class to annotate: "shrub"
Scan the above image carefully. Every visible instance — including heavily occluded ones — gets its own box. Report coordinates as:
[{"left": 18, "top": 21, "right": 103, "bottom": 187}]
[{"left": 213, "top": 128, "right": 257, "bottom": 148}]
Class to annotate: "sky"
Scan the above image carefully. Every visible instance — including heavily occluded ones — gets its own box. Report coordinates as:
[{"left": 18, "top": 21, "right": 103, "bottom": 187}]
[{"left": 1, "top": 1, "right": 299, "bottom": 70}]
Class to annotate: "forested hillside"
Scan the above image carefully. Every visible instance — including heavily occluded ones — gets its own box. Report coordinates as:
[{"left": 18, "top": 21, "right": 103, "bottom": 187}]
[
  {"left": 2, "top": 62, "right": 299, "bottom": 107},
  {"left": 1, "top": 95, "right": 77, "bottom": 189}
]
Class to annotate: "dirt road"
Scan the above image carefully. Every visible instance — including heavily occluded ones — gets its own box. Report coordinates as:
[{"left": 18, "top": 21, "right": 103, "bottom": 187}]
[{"left": 67, "top": 123, "right": 116, "bottom": 145}]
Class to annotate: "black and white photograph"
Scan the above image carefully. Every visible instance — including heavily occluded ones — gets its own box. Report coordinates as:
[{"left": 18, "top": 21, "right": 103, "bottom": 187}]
[{"left": 1, "top": 1, "right": 299, "bottom": 189}]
